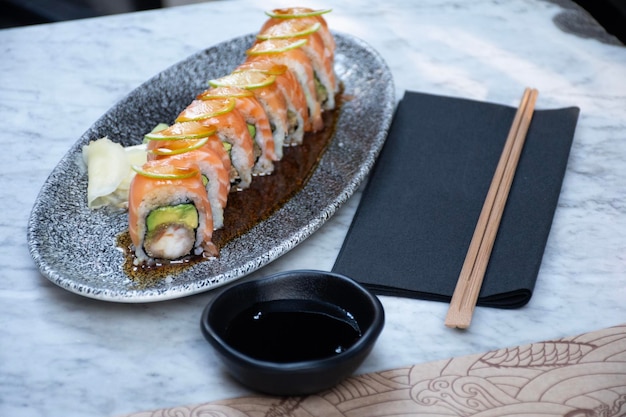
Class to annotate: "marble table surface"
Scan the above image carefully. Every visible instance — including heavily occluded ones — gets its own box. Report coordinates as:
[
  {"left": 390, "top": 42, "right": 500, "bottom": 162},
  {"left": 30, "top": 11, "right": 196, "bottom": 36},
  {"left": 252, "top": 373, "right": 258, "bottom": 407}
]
[{"left": 1, "top": 0, "right": 625, "bottom": 416}]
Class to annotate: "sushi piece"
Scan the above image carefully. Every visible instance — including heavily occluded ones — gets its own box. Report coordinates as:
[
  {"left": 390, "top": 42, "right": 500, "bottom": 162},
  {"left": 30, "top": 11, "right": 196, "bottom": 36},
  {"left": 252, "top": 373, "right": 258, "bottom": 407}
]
[
  {"left": 128, "top": 158, "right": 218, "bottom": 265},
  {"left": 177, "top": 98, "right": 255, "bottom": 190},
  {"left": 234, "top": 61, "right": 309, "bottom": 144},
  {"left": 146, "top": 137, "right": 231, "bottom": 230},
  {"left": 144, "top": 121, "right": 233, "bottom": 187},
  {"left": 253, "top": 26, "right": 337, "bottom": 111},
  {"left": 261, "top": 7, "right": 335, "bottom": 56},
  {"left": 245, "top": 39, "right": 324, "bottom": 131},
  {"left": 209, "top": 71, "right": 289, "bottom": 160},
  {"left": 300, "top": 32, "right": 337, "bottom": 109},
  {"left": 197, "top": 86, "right": 278, "bottom": 172}
]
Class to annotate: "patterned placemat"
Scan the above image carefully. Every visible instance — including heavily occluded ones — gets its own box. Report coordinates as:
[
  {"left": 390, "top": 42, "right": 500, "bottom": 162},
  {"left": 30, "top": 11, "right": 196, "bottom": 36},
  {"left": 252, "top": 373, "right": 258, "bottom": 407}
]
[{"left": 120, "top": 324, "right": 626, "bottom": 416}]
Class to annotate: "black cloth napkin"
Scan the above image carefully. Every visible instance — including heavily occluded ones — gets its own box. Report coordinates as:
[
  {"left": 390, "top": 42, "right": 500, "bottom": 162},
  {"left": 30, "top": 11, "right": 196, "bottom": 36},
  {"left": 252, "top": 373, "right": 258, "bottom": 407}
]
[{"left": 332, "top": 91, "right": 580, "bottom": 308}]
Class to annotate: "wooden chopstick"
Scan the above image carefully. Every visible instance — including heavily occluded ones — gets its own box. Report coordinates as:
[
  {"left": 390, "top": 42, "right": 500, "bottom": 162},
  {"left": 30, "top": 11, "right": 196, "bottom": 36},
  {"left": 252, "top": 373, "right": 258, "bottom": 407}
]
[{"left": 445, "top": 88, "right": 539, "bottom": 329}]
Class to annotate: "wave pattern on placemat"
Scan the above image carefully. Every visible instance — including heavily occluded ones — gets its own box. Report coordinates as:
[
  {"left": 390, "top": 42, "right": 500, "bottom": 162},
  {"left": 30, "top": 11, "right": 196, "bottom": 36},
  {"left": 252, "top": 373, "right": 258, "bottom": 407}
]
[{"left": 119, "top": 324, "right": 626, "bottom": 417}]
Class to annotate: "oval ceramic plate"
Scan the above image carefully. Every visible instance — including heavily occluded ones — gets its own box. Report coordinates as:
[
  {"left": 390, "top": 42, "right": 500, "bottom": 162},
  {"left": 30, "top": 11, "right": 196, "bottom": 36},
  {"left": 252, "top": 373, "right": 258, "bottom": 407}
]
[{"left": 27, "top": 33, "right": 395, "bottom": 302}]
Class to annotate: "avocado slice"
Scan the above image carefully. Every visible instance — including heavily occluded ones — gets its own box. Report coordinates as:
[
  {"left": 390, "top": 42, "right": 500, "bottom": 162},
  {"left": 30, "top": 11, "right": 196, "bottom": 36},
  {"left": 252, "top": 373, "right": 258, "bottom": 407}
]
[
  {"left": 146, "top": 203, "right": 199, "bottom": 232},
  {"left": 314, "top": 74, "right": 328, "bottom": 107},
  {"left": 247, "top": 123, "right": 256, "bottom": 139}
]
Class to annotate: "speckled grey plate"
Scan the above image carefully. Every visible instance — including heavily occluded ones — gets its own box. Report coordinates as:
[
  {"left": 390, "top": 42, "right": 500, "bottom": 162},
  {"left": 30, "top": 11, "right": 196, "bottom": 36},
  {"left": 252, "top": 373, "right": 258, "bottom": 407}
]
[{"left": 27, "top": 33, "right": 395, "bottom": 303}]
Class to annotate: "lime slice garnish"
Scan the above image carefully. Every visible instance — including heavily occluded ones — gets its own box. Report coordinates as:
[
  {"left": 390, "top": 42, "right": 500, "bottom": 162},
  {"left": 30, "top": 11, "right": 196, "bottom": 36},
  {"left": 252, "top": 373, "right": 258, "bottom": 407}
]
[
  {"left": 209, "top": 71, "right": 277, "bottom": 89},
  {"left": 144, "top": 121, "right": 217, "bottom": 141},
  {"left": 150, "top": 123, "right": 169, "bottom": 133},
  {"left": 246, "top": 38, "right": 307, "bottom": 55},
  {"left": 197, "top": 86, "right": 254, "bottom": 100},
  {"left": 234, "top": 62, "right": 289, "bottom": 76},
  {"left": 132, "top": 163, "right": 199, "bottom": 180},
  {"left": 257, "top": 21, "right": 321, "bottom": 40},
  {"left": 149, "top": 137, "right": 210, "bottom": 156},
  {"left": 265, "top": 8, "right": 332, "bottom": 19},
  {"left": 175, "top": 97, "right": 236, "bottom": 122}
]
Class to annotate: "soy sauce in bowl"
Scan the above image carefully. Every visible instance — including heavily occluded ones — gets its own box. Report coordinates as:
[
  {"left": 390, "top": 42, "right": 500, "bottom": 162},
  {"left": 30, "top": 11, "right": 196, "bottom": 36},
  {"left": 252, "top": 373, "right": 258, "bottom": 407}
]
[
  {"left": 200, "top": 270, "right": 385, "bottom": 396},
  {"left": 224, "top": 299, "right": 362, "bottom": 363}
]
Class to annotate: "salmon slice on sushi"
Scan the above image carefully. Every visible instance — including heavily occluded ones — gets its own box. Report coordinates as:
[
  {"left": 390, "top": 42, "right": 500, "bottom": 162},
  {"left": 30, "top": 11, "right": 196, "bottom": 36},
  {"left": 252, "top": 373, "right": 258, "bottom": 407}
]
[
  {"left": 233, "top": 61, "right": 309, "bottom": 145},
  {"left": 197, "top": 86, "right": 278, "bottom": 173},
  {"left": 209, "top": 72, "right": 289, "bottom": 161},
  {"left": 256, "top": 16, "right": 337, "bottom": 110},
  {"left": 261, "top": 7, "right": 336, "bottom": 57},
  {"left": 245, "top": 39, "right": 324, "bottom": 132},
  {"left": 176, "top": 98, "right": 255, "bottom": 190},
  {"left": 144, "top": 130, "right": 231, "bottom": 230},
  {"left": 128, "top": 159, "right": 218, "bottom": 266}
]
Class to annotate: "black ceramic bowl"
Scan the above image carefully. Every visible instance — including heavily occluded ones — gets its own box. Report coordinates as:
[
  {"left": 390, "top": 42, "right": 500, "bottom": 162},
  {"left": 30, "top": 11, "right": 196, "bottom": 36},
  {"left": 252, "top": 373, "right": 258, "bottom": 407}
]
[{"left": 200, "top": 269, "right": 385, "bottom": 396}]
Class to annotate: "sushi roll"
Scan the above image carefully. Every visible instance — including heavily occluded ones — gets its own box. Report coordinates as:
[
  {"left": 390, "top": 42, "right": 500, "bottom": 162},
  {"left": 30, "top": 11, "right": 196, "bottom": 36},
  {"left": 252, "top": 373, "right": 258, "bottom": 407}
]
[
  {"left": 234, "top": 61, "right": 309, "bottom": 144},
  {"left": 146, "top": 137, "right": 231, "bottom": 230},
  {"left": 209, "top": 71, "right": 289, "bottom": 159},
  {"left": 128, "top": 158, "right": 218, "bottom": 265},
  {"left": 144, "top": 122, "right": 230, "bottom": 178},
  {"left": 261, "top": 7, "right": 336, "bottom": 56},
  {"left": 256, "top": 16, "right": 337, "bottom": 110},
  {"left": 101, "top": 7, "right": 343, "bottom": 265},
  {"left": 245, "top": 40, "right": 324, "bottom": 131},
  {"left": 177, "top": 98, "right": 255, "bottom": 190},
  {"left": 144, "top": 120, "right": 233, "bottom": 194},
  {"left": 197, "top": 86, "right": 278, "bottom": 173}
]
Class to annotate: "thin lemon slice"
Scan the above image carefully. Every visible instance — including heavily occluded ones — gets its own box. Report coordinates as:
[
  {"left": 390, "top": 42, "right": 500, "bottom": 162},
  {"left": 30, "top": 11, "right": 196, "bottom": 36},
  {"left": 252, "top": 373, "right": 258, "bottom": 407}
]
[
  {"left": 209, "top": 71, "right": 277, "bottom": 90},
  {"left": 246, "top": 38, "right": 307, "bottom": 56},
  {"left": 257, "top": 21, "right": 321, "bottom": 40},
  {"left": 144, "top": 121, "right": 217, "bottom": 141},
  {"left": 265, "top": 8, "right": 332, "bottom": 19},
  {"left": 175, "top": 97, "right": 236, "bottom": 122},
  {"left": 132, "top": 163, "right": 199, "bottom": 180},
  {"left": 197, "top": 86, "right": 254, "bottom": 100},
  {"left": 233, "top": 62, "right": 289, "bottom": 76},
  {"left": 149, "top": 137, "right": 210, "bottom": 157}
]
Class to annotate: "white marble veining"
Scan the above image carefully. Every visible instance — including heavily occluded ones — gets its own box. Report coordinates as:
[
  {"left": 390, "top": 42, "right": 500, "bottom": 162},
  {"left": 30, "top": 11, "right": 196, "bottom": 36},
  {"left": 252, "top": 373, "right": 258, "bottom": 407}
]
[{"left": 1, "top": 0, "right": 625, "bottom": 416}]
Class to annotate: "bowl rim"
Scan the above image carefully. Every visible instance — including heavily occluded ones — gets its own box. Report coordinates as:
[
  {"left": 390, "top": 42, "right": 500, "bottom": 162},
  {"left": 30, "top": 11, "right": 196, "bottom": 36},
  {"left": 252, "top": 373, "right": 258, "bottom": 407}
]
[{"left": 200, "top": 269, "right": 385, "bottom": 372}]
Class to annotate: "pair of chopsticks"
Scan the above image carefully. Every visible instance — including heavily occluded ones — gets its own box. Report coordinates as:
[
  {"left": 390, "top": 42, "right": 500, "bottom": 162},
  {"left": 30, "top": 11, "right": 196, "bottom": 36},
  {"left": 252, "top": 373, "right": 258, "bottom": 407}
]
[{"left": 445, "top": 88, "right": 539, "bottom": 329}]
